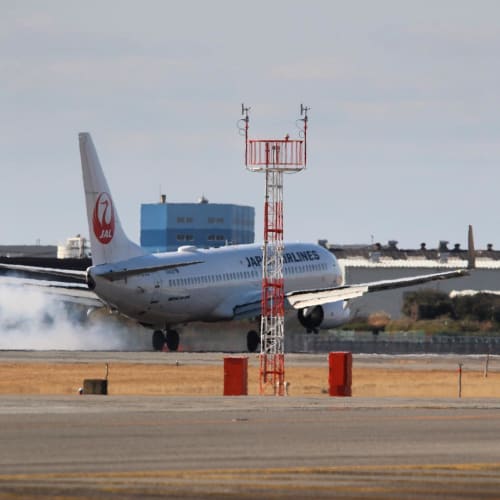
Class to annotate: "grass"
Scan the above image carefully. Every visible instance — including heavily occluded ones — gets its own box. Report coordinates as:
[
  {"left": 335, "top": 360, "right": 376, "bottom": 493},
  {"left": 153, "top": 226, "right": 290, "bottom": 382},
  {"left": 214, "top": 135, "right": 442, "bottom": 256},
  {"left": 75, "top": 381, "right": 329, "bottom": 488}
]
[{"left": 0, "top": 359, "right": 499, "bottom": 398}]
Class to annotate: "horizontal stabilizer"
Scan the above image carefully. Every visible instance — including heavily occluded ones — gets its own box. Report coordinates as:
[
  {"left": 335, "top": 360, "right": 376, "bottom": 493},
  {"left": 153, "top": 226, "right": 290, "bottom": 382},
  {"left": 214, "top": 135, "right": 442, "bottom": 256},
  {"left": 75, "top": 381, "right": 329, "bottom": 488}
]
[
  {"left": 98, "top": 260, "right": 204, "bottom": 282},
  {"left": 0, "top": 263, "right": 87, "bottom": 282},
  {"left": 1, "top": 277, "right": 103, "bottom": 308}
]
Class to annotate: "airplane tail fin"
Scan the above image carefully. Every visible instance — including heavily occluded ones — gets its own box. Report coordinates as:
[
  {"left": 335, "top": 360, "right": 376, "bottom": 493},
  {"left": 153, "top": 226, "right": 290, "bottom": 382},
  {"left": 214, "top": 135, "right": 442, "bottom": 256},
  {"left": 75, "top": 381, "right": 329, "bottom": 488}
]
[{"left": 79, "top": 133, "right": 146, "bottom": 266}]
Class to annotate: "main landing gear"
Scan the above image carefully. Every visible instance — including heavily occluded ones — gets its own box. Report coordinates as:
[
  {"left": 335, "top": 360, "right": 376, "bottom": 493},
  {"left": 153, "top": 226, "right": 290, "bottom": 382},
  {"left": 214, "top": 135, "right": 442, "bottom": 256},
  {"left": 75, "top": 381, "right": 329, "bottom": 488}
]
[
  {"left": 153, "top": 328, "right": 260, "bottom": 353},
  {"left": 152, "top": 329, "right": 180, "bottom": 351}
]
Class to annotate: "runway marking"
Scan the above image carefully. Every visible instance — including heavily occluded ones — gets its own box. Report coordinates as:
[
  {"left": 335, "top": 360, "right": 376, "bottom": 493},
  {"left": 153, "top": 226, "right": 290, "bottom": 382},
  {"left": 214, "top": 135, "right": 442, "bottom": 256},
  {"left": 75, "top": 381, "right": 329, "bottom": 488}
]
[
  {"left": 2, "top": 463, "right": 500, "bottom": 499},
  {"left": 2, "top": 462, "right": 500, "bottom": 480},
  {"left": 3, "top": 410, "right": 500, "bottom": 433}
]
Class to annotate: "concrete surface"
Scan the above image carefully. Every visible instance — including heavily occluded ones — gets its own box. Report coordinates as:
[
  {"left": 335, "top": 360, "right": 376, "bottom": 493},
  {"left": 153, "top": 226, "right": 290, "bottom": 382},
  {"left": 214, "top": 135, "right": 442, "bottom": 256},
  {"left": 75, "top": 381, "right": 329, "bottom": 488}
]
[{"left": 0, "top": 352, "right": 499, "bottom": 499}]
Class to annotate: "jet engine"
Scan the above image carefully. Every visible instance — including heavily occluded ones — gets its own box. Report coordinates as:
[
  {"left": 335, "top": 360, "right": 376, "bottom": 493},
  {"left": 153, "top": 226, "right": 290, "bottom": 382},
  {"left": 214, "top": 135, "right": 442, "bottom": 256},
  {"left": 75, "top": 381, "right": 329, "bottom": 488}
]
[{"left": 297, "top": 301, "right": 351, "bottom": 331}]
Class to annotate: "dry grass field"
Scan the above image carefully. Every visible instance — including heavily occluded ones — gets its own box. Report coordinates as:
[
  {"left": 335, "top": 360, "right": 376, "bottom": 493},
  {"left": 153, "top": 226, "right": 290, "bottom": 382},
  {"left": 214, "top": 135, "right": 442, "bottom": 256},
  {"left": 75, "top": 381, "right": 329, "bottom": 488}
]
[{"left": 0, "top": 358, "right": 499, "bottom": 398}]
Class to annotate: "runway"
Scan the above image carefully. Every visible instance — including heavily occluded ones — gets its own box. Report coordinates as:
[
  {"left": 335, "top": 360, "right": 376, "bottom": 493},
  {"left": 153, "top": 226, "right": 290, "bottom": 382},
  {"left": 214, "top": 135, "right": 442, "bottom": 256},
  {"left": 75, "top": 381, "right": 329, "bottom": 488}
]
[
  {"left": 0, "top": 352, "right": 500, "bottom": 498},
  {"left": 1, "top": 349, "right": 498, "bottom": 369}
]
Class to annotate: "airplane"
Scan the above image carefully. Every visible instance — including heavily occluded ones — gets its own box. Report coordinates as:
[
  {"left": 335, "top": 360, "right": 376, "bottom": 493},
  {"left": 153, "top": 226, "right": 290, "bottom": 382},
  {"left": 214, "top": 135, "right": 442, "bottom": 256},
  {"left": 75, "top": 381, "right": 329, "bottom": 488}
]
[{"left": 0, "top": 133, "right": 468, "bottom": 352}]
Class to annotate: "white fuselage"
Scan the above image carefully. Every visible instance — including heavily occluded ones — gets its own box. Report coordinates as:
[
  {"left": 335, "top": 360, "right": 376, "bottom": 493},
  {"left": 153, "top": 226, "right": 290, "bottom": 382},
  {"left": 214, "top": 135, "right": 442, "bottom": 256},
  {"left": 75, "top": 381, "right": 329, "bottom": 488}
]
[{"left": 89, "top": 242, "right": 341, "bottom": 328}]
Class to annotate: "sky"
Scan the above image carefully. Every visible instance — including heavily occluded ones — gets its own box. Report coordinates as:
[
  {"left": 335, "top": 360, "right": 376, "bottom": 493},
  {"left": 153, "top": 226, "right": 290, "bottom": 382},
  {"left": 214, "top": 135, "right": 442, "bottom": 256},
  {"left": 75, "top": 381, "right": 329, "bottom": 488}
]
[{"left": 2, "top": 1, "right": 500, "bottom": 250}]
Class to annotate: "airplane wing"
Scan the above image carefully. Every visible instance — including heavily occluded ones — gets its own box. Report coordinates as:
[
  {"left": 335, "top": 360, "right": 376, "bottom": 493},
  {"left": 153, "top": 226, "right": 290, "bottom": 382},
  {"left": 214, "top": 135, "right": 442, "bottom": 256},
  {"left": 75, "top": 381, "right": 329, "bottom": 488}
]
[
  {"left": 227, "top": 269, "right": 468, "bottom": 319},
  {"left": 286, "top": 269, "right": 469, "bottom": 309},
  {"left": 449, "top": 289, "right": 500, "bottom": 297}
]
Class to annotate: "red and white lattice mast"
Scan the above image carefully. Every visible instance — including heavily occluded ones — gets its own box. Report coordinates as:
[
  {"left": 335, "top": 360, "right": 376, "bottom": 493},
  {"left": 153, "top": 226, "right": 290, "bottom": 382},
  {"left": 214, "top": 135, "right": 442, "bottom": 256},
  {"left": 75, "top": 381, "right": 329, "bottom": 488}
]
[{"left": 239, "top": 104, "right": 309, "bottom": 395}]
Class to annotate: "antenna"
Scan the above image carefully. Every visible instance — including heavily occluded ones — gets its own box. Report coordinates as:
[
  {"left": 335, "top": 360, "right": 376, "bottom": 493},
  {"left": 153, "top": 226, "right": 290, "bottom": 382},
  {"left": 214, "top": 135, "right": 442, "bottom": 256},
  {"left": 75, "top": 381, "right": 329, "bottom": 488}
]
[
  {"left": 237, "top": 103, "right": 250, "bottom": 138},
  {"left": 297, "top": 104, "right": 309, "bottom": 161}
]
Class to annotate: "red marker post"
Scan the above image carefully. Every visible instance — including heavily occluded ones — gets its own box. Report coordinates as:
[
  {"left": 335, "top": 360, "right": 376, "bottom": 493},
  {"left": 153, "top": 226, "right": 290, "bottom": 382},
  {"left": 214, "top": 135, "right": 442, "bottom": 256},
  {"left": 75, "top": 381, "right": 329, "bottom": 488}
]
[
  {"left": 328, "top": 352, "right": 352, "bottom": 397},
  {"left": 458, "top": 363, "right": 463, "bottom": 398}
]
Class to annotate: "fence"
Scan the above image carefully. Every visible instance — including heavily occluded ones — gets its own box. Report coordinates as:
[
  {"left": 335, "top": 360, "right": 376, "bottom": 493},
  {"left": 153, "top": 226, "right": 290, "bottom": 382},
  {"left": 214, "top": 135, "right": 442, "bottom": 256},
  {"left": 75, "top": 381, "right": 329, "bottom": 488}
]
[{"left": 288, "top": 330, "right": 500, "bottom": 355}]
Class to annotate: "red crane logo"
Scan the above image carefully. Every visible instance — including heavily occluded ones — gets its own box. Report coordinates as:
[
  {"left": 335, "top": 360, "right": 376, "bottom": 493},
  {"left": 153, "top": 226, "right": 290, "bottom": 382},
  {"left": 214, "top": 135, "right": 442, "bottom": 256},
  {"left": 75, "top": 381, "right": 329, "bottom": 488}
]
[{"left": 93, "top": 192, "right": 115, "bottom": 244}]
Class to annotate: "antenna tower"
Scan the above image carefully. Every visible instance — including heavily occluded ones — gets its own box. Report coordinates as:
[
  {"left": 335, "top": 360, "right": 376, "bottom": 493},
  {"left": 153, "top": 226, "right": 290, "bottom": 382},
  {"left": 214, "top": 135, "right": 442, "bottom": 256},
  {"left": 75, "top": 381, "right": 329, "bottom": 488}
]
[{"left": 239, "top": 104, "right": 309, "bottom": 395}]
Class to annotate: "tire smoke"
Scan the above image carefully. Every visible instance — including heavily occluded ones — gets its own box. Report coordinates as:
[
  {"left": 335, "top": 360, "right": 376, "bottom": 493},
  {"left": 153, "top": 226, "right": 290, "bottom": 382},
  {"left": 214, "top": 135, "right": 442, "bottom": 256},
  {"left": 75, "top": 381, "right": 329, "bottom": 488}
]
[{"left": 0, "top": 283, "right": 150, "bottom": 350}]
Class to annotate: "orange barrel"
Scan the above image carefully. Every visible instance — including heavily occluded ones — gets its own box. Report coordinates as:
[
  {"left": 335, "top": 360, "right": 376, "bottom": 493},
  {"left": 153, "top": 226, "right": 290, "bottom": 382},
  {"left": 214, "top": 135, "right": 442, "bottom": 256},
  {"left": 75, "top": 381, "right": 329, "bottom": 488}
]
[
  {"left": 223, "top": 357, "right": 248, "bottom": 396},
  {"left": 328, "top": 352, "right": 352, "bottom": 397}
]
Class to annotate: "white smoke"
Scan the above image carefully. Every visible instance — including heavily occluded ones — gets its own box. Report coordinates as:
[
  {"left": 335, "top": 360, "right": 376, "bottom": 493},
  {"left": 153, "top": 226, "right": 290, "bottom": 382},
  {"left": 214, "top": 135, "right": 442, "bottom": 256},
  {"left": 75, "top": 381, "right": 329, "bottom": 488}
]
[{"left": 0, "top": 283, "right": 151, "bottom": 350}]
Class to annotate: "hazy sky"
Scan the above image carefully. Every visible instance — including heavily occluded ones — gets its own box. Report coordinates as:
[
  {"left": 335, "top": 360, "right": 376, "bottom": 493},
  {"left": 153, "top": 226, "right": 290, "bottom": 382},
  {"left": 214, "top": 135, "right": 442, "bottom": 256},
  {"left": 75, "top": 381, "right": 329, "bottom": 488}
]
[{"left": 2, "top": 1, "right": 500, "bottom": 250}]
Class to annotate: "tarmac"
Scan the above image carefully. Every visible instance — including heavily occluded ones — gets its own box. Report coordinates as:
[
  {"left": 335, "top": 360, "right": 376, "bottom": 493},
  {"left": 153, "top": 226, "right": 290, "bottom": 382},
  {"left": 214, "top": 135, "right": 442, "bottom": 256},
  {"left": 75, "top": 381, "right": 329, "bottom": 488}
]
[
  {"left": 1, "top": 352, "right": 500, "bottom": 499},
  {"left": 1, "top": 349, "right": 498, "bottom": 369}
]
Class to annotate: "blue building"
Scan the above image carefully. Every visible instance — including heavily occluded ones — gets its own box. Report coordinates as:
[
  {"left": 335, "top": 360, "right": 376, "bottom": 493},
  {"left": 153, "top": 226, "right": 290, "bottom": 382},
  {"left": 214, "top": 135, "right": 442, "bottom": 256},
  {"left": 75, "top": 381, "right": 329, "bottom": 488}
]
[{"left": 140, "top": 195, "right": 255, "bottom": 252}]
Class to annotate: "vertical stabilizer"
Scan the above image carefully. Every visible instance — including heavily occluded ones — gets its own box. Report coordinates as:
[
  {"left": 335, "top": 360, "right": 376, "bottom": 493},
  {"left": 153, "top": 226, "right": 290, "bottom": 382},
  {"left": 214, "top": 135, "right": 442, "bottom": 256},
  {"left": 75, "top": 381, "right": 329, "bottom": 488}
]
[{"left": 79, "top": 133, "right": 145, "bottom": 265}]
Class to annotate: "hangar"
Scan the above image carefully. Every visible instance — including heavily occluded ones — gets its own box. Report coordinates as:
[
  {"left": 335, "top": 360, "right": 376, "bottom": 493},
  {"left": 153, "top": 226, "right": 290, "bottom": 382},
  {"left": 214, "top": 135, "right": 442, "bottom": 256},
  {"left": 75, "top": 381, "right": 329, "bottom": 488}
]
[{"left": 323, "top": 239, "right": 500, "bottom": 319}]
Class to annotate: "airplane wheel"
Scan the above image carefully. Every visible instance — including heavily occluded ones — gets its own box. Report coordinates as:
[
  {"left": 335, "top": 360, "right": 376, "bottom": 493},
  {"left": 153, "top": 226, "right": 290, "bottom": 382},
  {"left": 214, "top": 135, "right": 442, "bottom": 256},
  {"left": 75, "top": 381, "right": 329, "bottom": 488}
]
[
  {"left": 166, "top": 330, "right": 180, "bottom": 351},
  {"left": 152, "top": 330, "right": 166, "bottom": 351},
  {"left": 247, "top": 330, "right": 260, "bottom": 353}
]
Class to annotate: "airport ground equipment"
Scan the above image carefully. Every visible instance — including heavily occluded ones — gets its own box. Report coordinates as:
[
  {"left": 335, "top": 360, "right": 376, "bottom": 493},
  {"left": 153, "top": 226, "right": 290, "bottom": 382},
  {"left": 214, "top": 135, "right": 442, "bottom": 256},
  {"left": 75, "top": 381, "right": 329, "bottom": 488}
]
[{"left": 239, "top": 104, "right": 309, "bottom": 395}]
